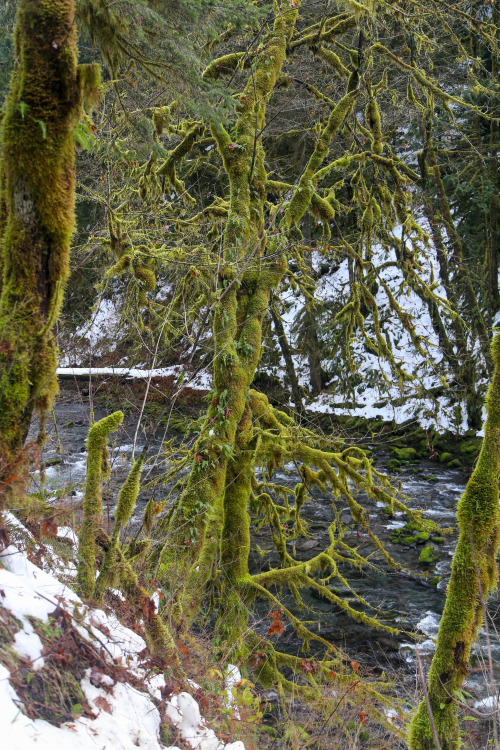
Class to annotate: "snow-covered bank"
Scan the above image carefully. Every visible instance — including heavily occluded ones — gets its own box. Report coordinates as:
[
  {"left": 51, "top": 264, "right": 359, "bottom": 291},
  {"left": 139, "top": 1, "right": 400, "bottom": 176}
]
[
  {"left": 0, "top": 514, "right": 245, "bottom": 750},
  {"left": 57, "top": 365, "right": 212, "bottom": 391}
]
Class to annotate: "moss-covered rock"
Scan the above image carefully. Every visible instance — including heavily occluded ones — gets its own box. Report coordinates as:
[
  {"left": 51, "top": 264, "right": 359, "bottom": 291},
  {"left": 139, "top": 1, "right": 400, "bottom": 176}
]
[
  {"left": 404, "top": 521, "right": 425, "bottom": 532},
  {"left": 457, "top": 440, "right": 480, "bottom": 457},
  {"left": 403, "top": 535, "right": 417, "bottom": 545},
  {"left": 439, "top": 452, "right": 453, "bottom": 463},
  {"left": 416, "top": 531, "right": 430, "bottom": 544},
  {"left": 419, "top": 545, "right": 438, "bottom": 564},
  {"left": 391, "top": 446, "right": 417, "bottom": 461},
  {"left": 447, "top": 459, "right": 462, "bottom": 469}
]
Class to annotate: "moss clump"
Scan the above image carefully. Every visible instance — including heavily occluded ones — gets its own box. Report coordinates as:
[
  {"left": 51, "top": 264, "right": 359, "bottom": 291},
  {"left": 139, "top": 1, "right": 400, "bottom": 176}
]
[
  {"left": 447, "top": 458, "right": 462, "bottom": 469},
  {"left": 94, "top": 454, "right": 144, "bottom": 601},
  {"left": 391, "top": 447, "right": 417, "bottom": 461},
  {"left": 457, "top": 440, "right": 480, "bottom": 457},
  {"left": 439, "top": 452, "right": 453, "bottom": 463},
  {"left": 419, "top": 545, "right": 438, "bottom": 564},
  {"left": 77, "top": 62, "right": 101, "bottom": 111},
  {"left": 415, "top": 531, "right": 430, "bottom": 543},
  {"left": 403, "top": 535, "right": 417, "bottom": 545},
  {"left": 387, "top": 459, "right": 400, "bottom": 470}
]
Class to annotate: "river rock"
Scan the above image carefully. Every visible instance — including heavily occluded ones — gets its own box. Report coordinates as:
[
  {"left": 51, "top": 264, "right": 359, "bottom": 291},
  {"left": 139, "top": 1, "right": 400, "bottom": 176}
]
[{"left": 295, "top": 539, "right": 319, "bottom": 551}]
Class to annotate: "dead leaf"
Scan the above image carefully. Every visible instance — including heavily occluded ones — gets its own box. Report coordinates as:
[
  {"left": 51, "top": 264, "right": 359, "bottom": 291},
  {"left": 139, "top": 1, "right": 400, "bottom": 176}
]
[
  {"left": 94, "top": 696, "right": 112, "bottom": 714},
  {"left": 41, "top": 517, "right": 58, "bottom": 538},
  {"left": 267, "top": 610, "right": 285, "bottom": 637},
  {"left": 0, "top": 524, "right": 10, "bottom": 552}
]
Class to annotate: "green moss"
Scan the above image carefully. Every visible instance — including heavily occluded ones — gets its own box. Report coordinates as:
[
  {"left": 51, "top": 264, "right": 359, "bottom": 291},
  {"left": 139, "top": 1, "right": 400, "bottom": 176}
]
[
  {"left": 409, "top": 333, "right": 500, "bottom": 749},
  {"left": 457, "top": 440, "right": 480, "bottom": 457},
  {"left": 415, "top": 532, "right": 430, "bottom": 543},
  {"left": 0, "top": 0, "right": 85, "bottom": 484},
  {"left": 447, "top": 459, "right": 462, "bottom": 469},
  {"left": 77, "top": 411, "right": 123, "bottom": 598},
  {"left": 115, "top": 456, "right": 143, "bottom": 527},
  {"left": 391, "top": 447, "right": 417, "bottom": 461},
  {"left": 77, "top": 62, "right": 101, "bottom": 111},
  {"left": 419, "top": 545, "right": 438, "bottom": 564},
  {"left": 439, "top": 452, "right": 453, "bottom": 463}
]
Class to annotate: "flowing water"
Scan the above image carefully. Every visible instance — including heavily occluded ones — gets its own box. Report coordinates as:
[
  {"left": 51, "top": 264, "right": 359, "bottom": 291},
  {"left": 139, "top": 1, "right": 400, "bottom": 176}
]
[{"left": 31, "top": 383, "right": 500, "bottom": 712}]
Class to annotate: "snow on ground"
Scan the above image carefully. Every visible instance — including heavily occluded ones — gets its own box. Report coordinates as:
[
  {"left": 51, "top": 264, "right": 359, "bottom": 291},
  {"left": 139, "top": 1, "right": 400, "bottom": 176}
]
[
  {"left": 57, "top": 227, "right": 487, "bottom": 435},
  {"left": 57, "top": 365, "right": 212, "bottom": 392},
  {"left": 0, "top": 515, "right": 245, "bottom": 750}
]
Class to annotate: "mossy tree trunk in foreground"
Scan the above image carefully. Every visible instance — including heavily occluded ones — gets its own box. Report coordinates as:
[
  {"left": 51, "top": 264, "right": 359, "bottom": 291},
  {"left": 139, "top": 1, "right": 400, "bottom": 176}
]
[
  {"left": 0, "top": 0, "right": 81, "bottom": 492},
  {"left": 409, "top": 331, "right": 500, "bottom": 749}
]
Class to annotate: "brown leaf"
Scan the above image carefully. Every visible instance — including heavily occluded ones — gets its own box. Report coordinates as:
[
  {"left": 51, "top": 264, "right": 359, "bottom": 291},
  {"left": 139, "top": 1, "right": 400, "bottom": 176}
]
[
  {"left": 359, "top": 710, "right": 368, "bottom": 725},
  {"left": 300, "top": 659, "right": 319, "bottom": 675},
  {"left": 94, "top": 696, "right": 112, "bottom": 714},
  {"left": 0, "top": 524, "right": 10, "bottom": 552},
  {"left": 267, "top": 610, "right": 285, "bottom": 637},
  {"left": 251, "top": 651, "right": 264, "bottom": 669},
  {"left": 41, "top": 517, "right": 58, "bottom": 538},
  {"left": 160, "top": 680, "right": 179, "bottom": 701},
  {"left": 350, "top": 660, "right": 360, "bottom": 674},
  {"left": 142, "top": 597, "right": 156, "bottom": 621}
]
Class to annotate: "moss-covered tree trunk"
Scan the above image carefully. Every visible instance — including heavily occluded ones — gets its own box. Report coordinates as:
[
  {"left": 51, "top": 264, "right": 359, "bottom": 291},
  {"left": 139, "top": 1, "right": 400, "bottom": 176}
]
[
  {"left": 0, "top": 0, "right": 80, "bottom": 489},
  {"left": 409, "top": 331, "right": 500, "bottom": 749},
  {"left": 157, "top": 1, "right": 302, "bottom": 617}
]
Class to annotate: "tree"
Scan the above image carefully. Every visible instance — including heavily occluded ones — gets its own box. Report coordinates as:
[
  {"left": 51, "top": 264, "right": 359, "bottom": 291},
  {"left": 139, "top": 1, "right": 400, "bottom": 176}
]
[
  {"left": 0, "top": 0, "right": 256, "bottom": 496},
  {"left": 0, "top": 0, "right": 91, "bottom": 494},
  {"left": 409, "top": 329, "right": 500, "bottom": 748},
  {"left": 117, "top": 0, "right": 488, "bottom": 692}
]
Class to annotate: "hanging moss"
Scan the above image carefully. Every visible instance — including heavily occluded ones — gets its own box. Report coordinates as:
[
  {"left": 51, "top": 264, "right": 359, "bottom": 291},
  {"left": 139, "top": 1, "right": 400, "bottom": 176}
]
[
  {"left": 77, "top": 62, "right": 101, "bottom": 111},
  {"left": 365, "top": 98, "right": 383, "bottom": 154}
]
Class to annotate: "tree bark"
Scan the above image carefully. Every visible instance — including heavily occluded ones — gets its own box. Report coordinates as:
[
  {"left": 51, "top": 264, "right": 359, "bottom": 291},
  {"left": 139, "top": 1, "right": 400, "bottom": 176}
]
[
  {"left": 270, "top": 301, "right": 304, "bottom": 413},
  {"left": 0, "top": 0, "right": 81, "bottom": 489}
]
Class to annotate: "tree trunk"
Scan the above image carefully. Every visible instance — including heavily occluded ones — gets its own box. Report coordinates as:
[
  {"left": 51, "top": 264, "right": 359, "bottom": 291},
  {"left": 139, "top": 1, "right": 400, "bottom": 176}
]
[
  {"left": 0, "top": 0, "right": 81, "bottom": 489},
  {"left": 270, "top": 301, "right": 304, "bottom": 412},
  {"left": 409, "top": 331, "right": 500, "bottom": 748}
]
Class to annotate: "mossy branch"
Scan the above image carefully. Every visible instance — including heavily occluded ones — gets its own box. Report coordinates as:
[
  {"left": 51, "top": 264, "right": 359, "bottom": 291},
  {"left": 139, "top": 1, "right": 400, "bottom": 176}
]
[{"left": 77, "top": 411, "right": 124, "bottom": 598}]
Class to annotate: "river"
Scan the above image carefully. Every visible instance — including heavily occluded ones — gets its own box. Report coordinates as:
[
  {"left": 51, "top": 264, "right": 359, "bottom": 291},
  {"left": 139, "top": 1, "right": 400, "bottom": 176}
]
[{"left": 31, "top": 382, "right": 500, "bottom": 720}]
